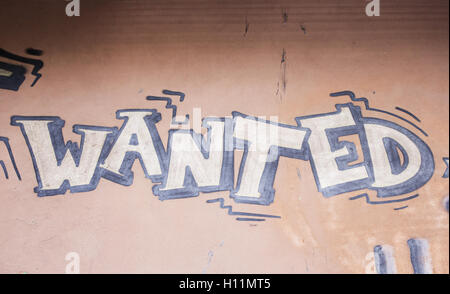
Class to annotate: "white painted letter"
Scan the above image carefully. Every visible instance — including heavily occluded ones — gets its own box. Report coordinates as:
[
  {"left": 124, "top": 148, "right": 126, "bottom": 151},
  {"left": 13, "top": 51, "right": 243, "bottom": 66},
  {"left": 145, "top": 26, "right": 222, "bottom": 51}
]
[
  {"left": 299, "top": 107, "right": 369, "bottom": 189},
  {"left": 14, "top": 119, "right": 111, "bottom": 193},
  {"left": 365, "top": 123, "right": 421, "bottom": 188},
  {"left": 65, "top": 0, "right": 80, "bottom": 17},
  {"left": 233, "top": 116, "right": 307, "bottom": 202},
  {"left": 161, "top": 119, "right": 225, "bottom": 190},
  {"left": 365, "top": 0, "right": 380, "bottom": 17},
  {"left": 101, "top": 110, "right": 163, "bottom": 181},
  {"left": 65, "top": 252, "right": 80, "bottom": 274}
]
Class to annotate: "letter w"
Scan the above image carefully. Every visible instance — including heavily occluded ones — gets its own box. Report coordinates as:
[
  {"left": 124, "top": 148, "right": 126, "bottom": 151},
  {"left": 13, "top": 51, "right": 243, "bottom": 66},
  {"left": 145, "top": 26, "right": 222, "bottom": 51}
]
[{"left": 11, "top": 116, "right": 115, "bottom": 196}]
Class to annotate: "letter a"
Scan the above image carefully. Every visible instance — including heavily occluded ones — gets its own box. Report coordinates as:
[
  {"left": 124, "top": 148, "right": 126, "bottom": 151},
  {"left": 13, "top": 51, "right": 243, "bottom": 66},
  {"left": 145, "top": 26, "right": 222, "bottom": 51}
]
[
  {"left": 66, "top": 0, "right": 80, "bottom": 17},
  {"left": 365, "top": 0, "right": 380, "bottom": 17}
]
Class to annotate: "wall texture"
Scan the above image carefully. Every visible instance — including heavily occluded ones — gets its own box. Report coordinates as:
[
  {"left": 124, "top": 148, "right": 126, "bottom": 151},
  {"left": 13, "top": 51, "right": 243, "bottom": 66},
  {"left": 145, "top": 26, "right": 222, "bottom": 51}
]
[{"left": 0, "top": 0, "right": 448, "bottom": 274}]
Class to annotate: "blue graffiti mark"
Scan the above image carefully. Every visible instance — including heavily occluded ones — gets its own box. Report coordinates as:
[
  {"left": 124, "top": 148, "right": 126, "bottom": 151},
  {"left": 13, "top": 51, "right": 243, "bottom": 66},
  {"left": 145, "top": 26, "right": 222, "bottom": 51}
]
[
  {"left": 25, "top": 48, "right": 43, "bottom": 56},
  {"left": 236, "top": 217, "right": 265, "bottom": 222},
  {"left": 330, "top": 91, "right": 428, "bottom": 137},
  {"left": 375, "top": 240, "right": 434, "bottom": 274},
  {"left": 206, "top": 198, "right": 281, "bottom": 220},
  {"left": 146, "top": 90, "right": 188, "bottom": 125},
  {"left": 0, "top": 160, "right": 8, "bottom": 179},
  {"left": 395, "top": 107, "right": 421, "bottom": 123},
  {"left": 201, "top": 250, "right": 214, "bottom": 274},
  {"left": 162, "top": 89, "right": 185, "bottom": 102},
  {"left": 374, "top": 245, "right": 397, "bottom": 274},
  {"left": 443, "top": 196, "right": 449, "bottom": 212},
  {"left": 394, "top": 205, "right": 408, "bottom": 210},
  {"left": 0, "top": 62, "right": 26, "bottom": 91},
  {"left": 0, "top": 48, "right": 44, "bottom": 90},
  {"left": 443, "top": 157, "right": 449, "bottom": 178},
  {"left": 349, "top": 193, "right": 419, "bottom": 204},
  {"left": 0, "top": 137, "right": 21, "bottom": 180},
  {"left": 407, "top": 238, "right": 433, "bottom": 274},
  {"left": 152, "top": 117, "right": 234, "bottom": 201}
]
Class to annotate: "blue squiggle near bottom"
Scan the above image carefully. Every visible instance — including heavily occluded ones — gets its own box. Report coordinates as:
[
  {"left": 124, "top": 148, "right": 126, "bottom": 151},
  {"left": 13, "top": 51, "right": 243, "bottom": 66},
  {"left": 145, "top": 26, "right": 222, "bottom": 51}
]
[
  {"left": 236, "top": 217, "right": 266, "bottom": 222},
  {"left": 394, "top": 205, "right": 409, "bottom": 210}
]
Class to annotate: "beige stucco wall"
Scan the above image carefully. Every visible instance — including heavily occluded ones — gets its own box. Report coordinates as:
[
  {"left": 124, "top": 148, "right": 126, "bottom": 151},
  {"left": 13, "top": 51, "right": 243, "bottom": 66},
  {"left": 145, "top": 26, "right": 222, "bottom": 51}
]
[{"left": 0, "top": 0, "right": 448, "bottom": 273}]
